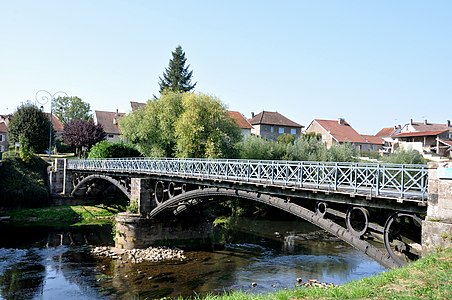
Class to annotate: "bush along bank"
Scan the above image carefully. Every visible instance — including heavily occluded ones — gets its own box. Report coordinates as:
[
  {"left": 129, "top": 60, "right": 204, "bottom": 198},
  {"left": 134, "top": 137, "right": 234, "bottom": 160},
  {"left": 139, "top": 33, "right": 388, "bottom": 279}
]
[{"left": 0, "top": 155, "right": 50, "bottom": 209}]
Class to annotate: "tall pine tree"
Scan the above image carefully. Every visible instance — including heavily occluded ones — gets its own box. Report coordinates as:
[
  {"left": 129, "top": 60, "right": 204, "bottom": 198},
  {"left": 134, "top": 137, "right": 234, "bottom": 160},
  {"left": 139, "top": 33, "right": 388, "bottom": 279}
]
[{"left": 158, "top": 46, "right": 196, "bottom": 94}]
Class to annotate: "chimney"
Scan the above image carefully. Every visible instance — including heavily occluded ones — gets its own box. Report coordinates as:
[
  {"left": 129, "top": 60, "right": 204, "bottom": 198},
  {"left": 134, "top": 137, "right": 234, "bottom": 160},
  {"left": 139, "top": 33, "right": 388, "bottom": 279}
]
[
  {"left": 115, "top": 109, "right": 119, "bottom": 117},
  {"left": 338, "top": 118, "right": 345, "bottom": 125},
  {"left": 448, "top": 120, "right": 451, "bottom": 127},
  {"left": 251, "top": 112, "right": 255, "bottom": 118},
  {"left": 424, "top": 119, "right": 428, "bottom": 125},
  {"left": 410, "top": 119, "right": 413, "bottom": 125}
]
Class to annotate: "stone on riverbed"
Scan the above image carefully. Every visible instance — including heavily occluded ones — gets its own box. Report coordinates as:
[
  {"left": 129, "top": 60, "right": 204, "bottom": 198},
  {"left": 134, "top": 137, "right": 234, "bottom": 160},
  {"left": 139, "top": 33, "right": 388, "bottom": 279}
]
[{"left": 91, "top": 246, "right": 186, "bottom": 263}]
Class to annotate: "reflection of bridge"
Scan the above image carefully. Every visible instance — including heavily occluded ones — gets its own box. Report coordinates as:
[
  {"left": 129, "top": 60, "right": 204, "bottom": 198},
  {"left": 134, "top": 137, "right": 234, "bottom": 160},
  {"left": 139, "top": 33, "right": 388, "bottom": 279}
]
[{"left": 50, "top": 158, "right": 452, "bottom": 268}]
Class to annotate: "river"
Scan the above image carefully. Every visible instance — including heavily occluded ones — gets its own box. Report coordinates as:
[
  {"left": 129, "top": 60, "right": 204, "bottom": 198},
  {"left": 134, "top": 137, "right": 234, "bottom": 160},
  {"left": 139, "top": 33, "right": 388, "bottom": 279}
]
[{"left": 0, "top": 218, "right": 386, "bottom": 299}]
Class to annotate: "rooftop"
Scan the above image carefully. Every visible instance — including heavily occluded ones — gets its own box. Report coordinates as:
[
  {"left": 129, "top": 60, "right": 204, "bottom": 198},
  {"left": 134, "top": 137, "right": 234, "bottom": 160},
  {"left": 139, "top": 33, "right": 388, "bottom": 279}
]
[
  {"left": 228, "top": 111, "right": 253, "bottom": 129},
  {"left": 249, "top": 111, "right": 302, "bottom": 128},
  {"left": 95, "top": 110, "right": 125, "bottom": 134}
]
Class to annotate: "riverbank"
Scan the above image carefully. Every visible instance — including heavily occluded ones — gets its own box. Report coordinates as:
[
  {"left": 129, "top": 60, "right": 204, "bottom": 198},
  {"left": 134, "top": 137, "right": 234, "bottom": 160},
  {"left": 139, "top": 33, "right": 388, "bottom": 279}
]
[
  {"left": 2, "top": 204, "right": 126, "bottom": 227},
  {"left": 201, "top": 248, "right": 451, "bottom": 300}
]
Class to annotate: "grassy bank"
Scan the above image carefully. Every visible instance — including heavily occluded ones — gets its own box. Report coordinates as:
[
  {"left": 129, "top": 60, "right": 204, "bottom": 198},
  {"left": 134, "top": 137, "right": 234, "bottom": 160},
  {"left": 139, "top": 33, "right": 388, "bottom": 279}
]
[
  {"left": 200, "top": 248, "right": 451, "bottom": 300},
  {"left": 4, "top": 204, "right": 126, "bottom": 227}
]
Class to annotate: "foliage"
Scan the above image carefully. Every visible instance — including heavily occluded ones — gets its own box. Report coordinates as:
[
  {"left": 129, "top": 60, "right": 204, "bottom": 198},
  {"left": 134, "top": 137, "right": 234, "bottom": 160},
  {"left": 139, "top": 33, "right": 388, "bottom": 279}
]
[
  {"left": 158, "top": 45, "right": 196, "bottom": 94},
  {"left": 239, "top": 134, "right": 357, "bottom": 162},
  {"left": 18, "top": 135, "right": 33, "bottom": 163},
  {"left": 126, "top": 199, "right": 139, "bottom": 213},
  {"left": 120, "top": 92, "right": 241, "bottom": 158},
  {"left": 52, "top": 96, "right": 92, "bottom": 125},
  {"left": 175, "top": 93, "right": 241, "bottom": 158},
  {"left": 88, "top": 140, "right": 142, "bottom": 158},
  {"left": 63, "top": 119, "right": 106, "bottom": 157},
  {"left": 7, "top": 103, "right": 53, "bottom": 154},
  {"left": 276, "top": 133, "right": 295, "bottom": 144},
  {"left": 382, "top": 149, "right": 427, "bottom": 164},
  {"left": 199, "top": 248, "right": 452, "bottom": 300},
  {"left": 0, "top": 156, "right": 49, "bottom": 208}
]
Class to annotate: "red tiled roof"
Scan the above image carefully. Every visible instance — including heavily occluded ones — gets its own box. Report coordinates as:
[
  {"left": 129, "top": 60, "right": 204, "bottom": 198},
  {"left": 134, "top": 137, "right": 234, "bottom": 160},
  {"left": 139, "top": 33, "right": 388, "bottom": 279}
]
[
  {"left": 228, "top": 111, "right": 253, "bottom": 129},
  {"left": 249, "top": 111, "right": 302, "bottom": 128},
  {"left": 95, "top": 110, "right": 125, "bottom": 134},
  {"left": 313, "top": 119, "right": 366, "bottom": 143},
  {"left": 131, "top": 101, "right": 146, "bottom": 111},
  {"left": 408, "top": 121, "right": 450, "bottom": 132},
  {"left": 393, "top": 130, "right": 448, "bottom": 138},
  {"left": 0, "top": 121, "right": 7, "bottom": 133},
  {"left": 45, "top": 113, "right": 64, "bottom": 133},
  {"left": 361, "top": 135, "right": 385, "bottom": 145},
  {"left": 375, "top": 127, "right": 399, "bottom": 137}
]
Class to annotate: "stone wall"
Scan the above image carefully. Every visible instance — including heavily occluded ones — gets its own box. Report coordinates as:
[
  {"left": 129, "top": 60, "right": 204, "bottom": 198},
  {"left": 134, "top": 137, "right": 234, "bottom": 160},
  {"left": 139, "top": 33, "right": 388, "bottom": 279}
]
[
  {"left": 422, "top": 163, "right": 452, "bottom": 253},
  {"left": 115, "top": 213, "right": 213, "bottom": 250}
]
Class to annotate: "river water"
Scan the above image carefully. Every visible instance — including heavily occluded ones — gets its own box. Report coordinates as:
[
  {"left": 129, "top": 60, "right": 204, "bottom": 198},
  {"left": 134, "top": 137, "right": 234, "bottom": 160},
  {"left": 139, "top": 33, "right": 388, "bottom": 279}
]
[{"left": 0, "top": 218, "right": 386, "bottom": 299}]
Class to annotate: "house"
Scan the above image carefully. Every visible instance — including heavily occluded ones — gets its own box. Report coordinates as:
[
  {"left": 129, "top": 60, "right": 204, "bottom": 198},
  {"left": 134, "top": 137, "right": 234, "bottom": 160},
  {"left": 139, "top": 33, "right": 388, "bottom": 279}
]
[
  {"left": 45, "top": 113, "right": 65, "bottom": 140},
  {"left": 0, "top": 121, "right": 7, "bottom": 152},
  {"left": 375, "top": 125, "right": 402, "bottom": 154},
  {"left": 94, "top": 110, "right": 125, "bottom": 142},
  {"left": 248, "top": 111, "right": 303, "bottom": 141},
  {"left": 130, "top": 101, "right": 146, "bottom": 111},
  {"left": 305, "top": 118, "right": 384, "bottom": 152},
  {"left": 228, "top": 111, "right": 253, "bottom": 136},
  {"left": 392, "top": 119, "right": 452, "bottom": 156}
]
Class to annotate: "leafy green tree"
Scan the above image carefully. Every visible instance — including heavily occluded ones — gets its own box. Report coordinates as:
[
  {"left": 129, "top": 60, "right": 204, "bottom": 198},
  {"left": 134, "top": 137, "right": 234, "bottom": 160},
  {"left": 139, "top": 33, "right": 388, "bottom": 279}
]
[
  {"left": 174, "top": 93, "right": 241, "bottom": 158},
  {"left": 52, "top": 96, "right": 92, "bottom": 125},
  {"left": 120, "top": 92, "right": 240, "bottom": 158},
  {"left": 7, "top": 103, "right": 53, "bottom": 155},
  {"left": 89, "top": 141, "right": 142, "bottom": 158},
  {"left": 277, "top": 133, "right": 296, "bottom": 144},
  {"left": 158, "top": 46, "right": 196, "bottom": 94},
  {"left": 383, "top": 149, "right": 426, "bottom": 164}
]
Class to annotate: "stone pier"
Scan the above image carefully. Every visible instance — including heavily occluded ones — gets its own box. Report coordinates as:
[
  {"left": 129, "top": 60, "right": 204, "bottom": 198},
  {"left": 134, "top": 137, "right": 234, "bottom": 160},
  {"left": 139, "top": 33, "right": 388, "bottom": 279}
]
[
  {"left": 422, "top": 163, "right": 452, "bottom": 253},
  {"left": 115, "top": 213, "right": 213, "bottom": 250}
]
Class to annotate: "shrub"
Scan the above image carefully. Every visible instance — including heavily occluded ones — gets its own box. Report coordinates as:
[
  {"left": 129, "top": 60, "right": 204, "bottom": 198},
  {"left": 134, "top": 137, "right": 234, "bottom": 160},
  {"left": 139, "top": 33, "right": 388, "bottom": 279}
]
[
  {"left": 88, "top": 141, "right": 142, "bottom": 158},
  {"left": 383, "top": 149, "right": 426, "bottom": 165}
]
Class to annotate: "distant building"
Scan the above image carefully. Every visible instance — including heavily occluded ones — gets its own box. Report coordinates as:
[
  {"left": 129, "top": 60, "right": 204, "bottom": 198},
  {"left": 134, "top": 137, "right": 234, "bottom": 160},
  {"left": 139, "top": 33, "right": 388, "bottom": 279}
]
[
  {"left": 0, "top": 121, "right": 7, "bottom": 152},
  {"left": 392, "top": 119, "right": 452, "bottom": 157},
  {"left": 45, "top": 113, "right": 65, "bottom": 140},
  {"left": 130, "top": 101, "right": 146, "bottom": 111},
  {"left": 94, "top": 110, "right": 125, "bottom": 142},
  {"left": 375, "top": 125, "right": 402, "bottom": 154},
  {"left": 305, "top": 118, "right": 384, "bottom": 152},
  {"left": 249, "top": 111, "right": 303, "bottom": 141},
  {"left": 228, "top": 111, "right": 253, "bottom": 136}
]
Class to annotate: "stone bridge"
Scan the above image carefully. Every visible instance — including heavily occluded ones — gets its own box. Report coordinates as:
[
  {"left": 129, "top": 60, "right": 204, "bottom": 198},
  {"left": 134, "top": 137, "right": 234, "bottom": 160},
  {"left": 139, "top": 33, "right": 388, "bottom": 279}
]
[{"left": 49, "top": 158, "right": 452, "bottom": 268}]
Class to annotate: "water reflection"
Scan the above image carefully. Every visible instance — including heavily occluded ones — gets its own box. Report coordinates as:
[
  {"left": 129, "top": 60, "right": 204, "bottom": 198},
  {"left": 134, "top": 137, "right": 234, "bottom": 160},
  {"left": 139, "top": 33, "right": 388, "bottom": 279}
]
[{"left": 0, "top": 218, "right": 387, "bottom": 299}]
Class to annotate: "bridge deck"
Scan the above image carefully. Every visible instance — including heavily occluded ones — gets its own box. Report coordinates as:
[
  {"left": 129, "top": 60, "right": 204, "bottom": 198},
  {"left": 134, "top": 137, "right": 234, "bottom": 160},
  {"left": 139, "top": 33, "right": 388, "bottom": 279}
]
[{"left": 68, "top": 158, "right": 428, "bottom": 203}]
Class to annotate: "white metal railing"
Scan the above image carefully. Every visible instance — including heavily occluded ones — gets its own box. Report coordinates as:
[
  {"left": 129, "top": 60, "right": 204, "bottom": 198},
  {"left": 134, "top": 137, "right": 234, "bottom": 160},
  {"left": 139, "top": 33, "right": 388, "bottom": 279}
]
[{"left": 67, "top": 158, "right": 428, "bottom": 201}]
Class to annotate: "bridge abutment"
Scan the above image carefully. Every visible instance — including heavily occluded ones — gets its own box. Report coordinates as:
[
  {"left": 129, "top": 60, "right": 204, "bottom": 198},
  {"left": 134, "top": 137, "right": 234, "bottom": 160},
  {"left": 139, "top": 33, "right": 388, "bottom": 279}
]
[
  {"left": 130, "top": 178, "right": 154, "bottom": 214},
  {"left": 422, "top": 163, "right": 452, "bottom": 253},
  {"left": 115, "top": 212, "right": 213, "bottom": 250}
]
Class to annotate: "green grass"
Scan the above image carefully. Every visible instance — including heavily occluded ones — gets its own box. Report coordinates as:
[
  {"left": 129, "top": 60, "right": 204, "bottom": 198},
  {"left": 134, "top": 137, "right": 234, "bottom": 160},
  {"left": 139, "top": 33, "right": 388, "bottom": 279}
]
[
  {"left": 196, "top": 248, "right": 452, "bottom": 300},
  {"left": 6, "top": 204, "right": 126, "bottom": 227}
]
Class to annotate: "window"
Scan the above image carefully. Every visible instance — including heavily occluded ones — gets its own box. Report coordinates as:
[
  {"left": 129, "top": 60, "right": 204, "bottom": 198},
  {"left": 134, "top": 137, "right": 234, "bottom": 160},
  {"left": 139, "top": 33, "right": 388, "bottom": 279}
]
[
  {"left": 0, "top": 134, "right": 3, "bottom": 142},
  {"left": 278, "top": 127, "right": 284, "bottom": 134},
  {"left": 108, "top": 134, "right": 114, "bottom": 138},
  {"left": 290, "top": 128, "right": 296, "bottom": 135},
  {"left": 270, "top": 126, "right": 274, "bottom": 133}
]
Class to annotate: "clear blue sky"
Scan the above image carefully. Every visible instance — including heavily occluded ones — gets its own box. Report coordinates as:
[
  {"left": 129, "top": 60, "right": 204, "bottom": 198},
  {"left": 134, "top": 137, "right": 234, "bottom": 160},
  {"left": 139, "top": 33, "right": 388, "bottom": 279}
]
[{"left": 1, "top": 0, "right": 451, "bottom": 134}]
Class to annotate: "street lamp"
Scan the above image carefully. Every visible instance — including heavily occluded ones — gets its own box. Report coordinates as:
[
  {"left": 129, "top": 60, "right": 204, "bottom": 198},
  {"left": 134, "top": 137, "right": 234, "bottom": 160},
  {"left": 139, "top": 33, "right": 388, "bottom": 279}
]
[{"left": 35, "top": 90, "right": 67, "bottom": 160}]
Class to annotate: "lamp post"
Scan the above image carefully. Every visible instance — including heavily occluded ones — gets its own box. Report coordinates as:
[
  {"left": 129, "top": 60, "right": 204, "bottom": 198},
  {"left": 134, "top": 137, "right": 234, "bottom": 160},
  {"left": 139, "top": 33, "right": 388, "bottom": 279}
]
[{"left": 35, "top": 90, "right": 67, "bottom": 160}]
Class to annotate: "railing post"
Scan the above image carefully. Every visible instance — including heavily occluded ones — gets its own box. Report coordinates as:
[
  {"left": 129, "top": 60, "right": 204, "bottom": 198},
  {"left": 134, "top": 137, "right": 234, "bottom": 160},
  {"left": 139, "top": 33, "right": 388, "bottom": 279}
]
[
  {"left": 334, "top": 162, "right": 338, "bottom": 191},
  {"left": 400, "top": 164, "right": 405, "bottom": 198},
  {"left": 376, "top": 164, "right": 380, "bottom": 196},
  {"left": 285, "top": 162, "right": 289, "bottom": 185},
  {"left": 354, "top": 163, "right": 358, "bottom": 193},
  {"left": 247, "top": 160, "right": 250, "bottom": 182},
  {"left": 271, "top": 161, "right": 274, "bottom": 184}
]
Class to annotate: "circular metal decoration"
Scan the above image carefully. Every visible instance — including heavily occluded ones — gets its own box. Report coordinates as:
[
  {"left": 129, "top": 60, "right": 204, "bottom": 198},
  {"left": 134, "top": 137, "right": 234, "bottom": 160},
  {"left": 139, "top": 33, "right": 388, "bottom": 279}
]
[
  {"left": 315, "top": 202, "right": 327, "bottom": 218},
  {"left": 154, "top": 181, "right": 165, "bottom": 205},
  {"left": 345, "top": 207, "right": 369, "bottom": 237},
  {"left": 168, "top": 182, "right": 176, "bottom": 198},
  {"left": 384, "top": 212, "right": 423, "bottom": 266}
]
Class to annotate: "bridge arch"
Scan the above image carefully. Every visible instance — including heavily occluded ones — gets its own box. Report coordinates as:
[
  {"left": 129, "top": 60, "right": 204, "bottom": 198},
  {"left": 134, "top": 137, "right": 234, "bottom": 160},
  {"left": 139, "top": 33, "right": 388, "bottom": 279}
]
[
  {"left": 149, "top": 187, "right": 399, "bottom": 268},
  {"left": 71, "top": 174, "right": 131, "bottom": 199}
]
